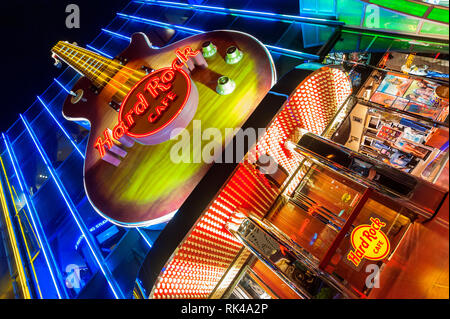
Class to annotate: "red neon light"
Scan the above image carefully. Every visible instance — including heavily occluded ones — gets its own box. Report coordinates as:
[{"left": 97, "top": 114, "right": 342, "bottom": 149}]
[
  {"left": 95, "top": 46, "right": 199, "bottom": 158},
  {"left": 117, "top": 67, "right": 190, "bottom": 139}
]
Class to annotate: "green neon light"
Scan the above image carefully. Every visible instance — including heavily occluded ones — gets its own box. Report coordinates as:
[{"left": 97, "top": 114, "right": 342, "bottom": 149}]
[
  {"left": 370, "top": 0, "right": 428, "bottom": 17},
  {"left": 342, "top": 29, "right": 448, "bottom": 46},
  {"left": 427, "top": 7, "right": 449, "bottom": 23},
  {"left": 336, "top": 0, "right": 365, "bottom": 25}
]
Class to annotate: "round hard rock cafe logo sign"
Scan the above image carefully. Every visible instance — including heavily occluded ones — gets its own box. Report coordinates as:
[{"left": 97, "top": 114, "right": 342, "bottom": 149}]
[
  {"left": 347, "top": 217, "right": 391, "bottom": 267},
  {"left": 94, "top": 46, "right": 200, "bottom": 157}
]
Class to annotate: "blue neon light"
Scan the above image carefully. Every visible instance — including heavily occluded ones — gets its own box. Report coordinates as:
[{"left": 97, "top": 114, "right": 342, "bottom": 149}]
[
  {"left": 135, "top": 0, "right": 344, "bottom": 26},
  {"left": 86, "top": 44, "right": 114, "bottom": 59},
  {"left": 110, "top": 15, "right": 320, "bottom": 60},
  {"left": 265, "top": 45, "right": 319, "bottom": 60},
  {"left": 101, "top": 28, "right": 131, "bottom": 41},
  {"left": 116, "top": 13, "right": 202, "bottom": 34},
  {"left": 100, "top": 28, "right": 160, "bottom": 49},
  {"left": 53, "top": 78, "right": 75, "bottom": 96},
  {"left": 36, "top": 96, "right": 85, "bottom": 159},
  {"left": 2, "top": 133, "right": 65, "bottom": 299},
  {"left": 136, "top": 228, "right": 153, "bottom": 248},
  {"left": 2, "top": 137, "right": 24, "bottom": 193},
  {"left": 20, "top": 114, "right": 125, "bottom": 299}
]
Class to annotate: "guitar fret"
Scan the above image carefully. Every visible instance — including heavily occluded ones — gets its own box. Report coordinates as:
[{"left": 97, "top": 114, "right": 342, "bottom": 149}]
[
  {"left": 77, "top": 53, "right": 85, "bottom": 63},
  {"left": 81, "top": 57, "right": 92, "bottom": 68},
  {"left": 85, "top": 59, "right": 94, "bottom": 72},
  {"left": 52, "top": 41, "right": 122, "bottom": 90},
  {"left": 90, "top": 60, "right": 101, "bottom": 75}
]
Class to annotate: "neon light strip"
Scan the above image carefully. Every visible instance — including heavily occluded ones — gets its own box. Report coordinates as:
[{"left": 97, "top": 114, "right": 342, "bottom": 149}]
[
  {"left": 20, "top": 115, "right": 125, "bottom": 299},
  {"left": 111, "top": 14, "right": 320, "bottom": 60},
  {"left": 53, "top": 78, "right": 75, "bottom": 96},
  {"left": 341, "top": 28, "right": 449, "bottom": 46},
  {"left": 100, "top": 28, "right": 161, "bottom": 49},
  {"left": 101, "top": 28, "right": 132, "bottom": 41},
  {"left": 0, "top": 159, "right": 32, "bottom": 298},
  {"left": 135, "top": 278, "right": 148, "bottom": 298},
  {"left": 134, "top": 0, "right": 344, "bottom": 26},
  {"left": 36, "top": 96, "right": 85, "bottom": 159},
  {"left": 136, "top": 228, "right": 153, "bottom": 248},
  {"left": 2, "top": 133, "right": 66, "bottom": 299},
  {"left": 0, "top": 161, "right": 43, "bottom": 298},
  {"left": 86, "top": 44, "right": 114, "bottom": 59},
  {"left": 117, "top": 13, "right": 202, "bottom": 33},
  {"left": 265, "top": 45, "right": 319, "bottom": 60}
]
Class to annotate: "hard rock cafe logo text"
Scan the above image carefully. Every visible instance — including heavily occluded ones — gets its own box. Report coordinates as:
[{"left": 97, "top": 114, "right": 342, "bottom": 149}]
[
  {"left": 347, "top": 217, "right": 391, "bottom": 267},
  {"left": 94, "top": 46, "right": 200, "bottom": 158}
]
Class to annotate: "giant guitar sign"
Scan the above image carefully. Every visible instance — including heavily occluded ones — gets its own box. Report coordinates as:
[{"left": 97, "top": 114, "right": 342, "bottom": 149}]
[{"left": 52, "top": 31, "right": 275, "bottom": 226}]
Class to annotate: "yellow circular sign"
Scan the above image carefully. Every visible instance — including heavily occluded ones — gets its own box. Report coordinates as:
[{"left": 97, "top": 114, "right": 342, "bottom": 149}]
[{"left": 347, "top": 217, "right": 391, "bottom": 267}]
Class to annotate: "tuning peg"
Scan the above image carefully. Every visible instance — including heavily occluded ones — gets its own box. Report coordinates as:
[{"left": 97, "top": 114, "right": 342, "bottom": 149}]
[
  {"left": 52, "top": 53, "right": 62, "bottom": 68},
  {"left": 54, "top": 60, "right": 62, "bottom": 68}
]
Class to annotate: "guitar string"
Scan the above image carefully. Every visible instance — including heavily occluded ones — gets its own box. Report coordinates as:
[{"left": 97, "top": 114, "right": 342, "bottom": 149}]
[
  {"left": 53, "top": 49, "right": 130, "bottom": 97},
  {"left": 54, "top": 46, "right": 136, "bottom": 96},
  {"left": 56, "top": 42, "right": 147, "bottom": 77},
  {"left": 54, "top": 41, "right": 194, "bottom": 101},
  {"left": 53, "top": 43, "right": 146, "bottom": 97},
  {"left": 56, "top": 40, "right": 196, "bottom": 87}
]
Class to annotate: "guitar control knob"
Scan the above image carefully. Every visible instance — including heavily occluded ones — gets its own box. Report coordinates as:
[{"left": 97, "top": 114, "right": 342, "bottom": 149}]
[
  {"left": 202, "top": 41, "right": 217, "bottom": 58},
  {"left": 225, "top": 46, "right": 243, "bottom": 64},
  {"left": 216, "top": 76, "right": 235, "bottom": 95}
]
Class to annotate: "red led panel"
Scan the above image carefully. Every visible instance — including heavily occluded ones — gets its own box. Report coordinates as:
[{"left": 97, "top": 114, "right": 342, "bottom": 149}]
[{"left": 150, "top": 67, "right": 352, "bottom": 299}]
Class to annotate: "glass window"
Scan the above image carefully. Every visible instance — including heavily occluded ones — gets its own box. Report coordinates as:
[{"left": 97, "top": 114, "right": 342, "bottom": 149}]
[
  {"left": 363, "top": 8, "right": 420, "bottom": 33},
  {"left": 183, "top": 12, "right": 236, "bottom": 31},
  {"left": 248, "top": 0, "right": 299, "bottom": 13},
  {"left": 420, "top": 21, "right": 449, "bottom": 36},
  {"left": 227, "top": 18, "right": 291, "bottom": 46},
  {"left": 10, "top": 131, "right": 49, "bottom": 197},
  {"left": 31, "top": 252, "right": 60, "bottom": 298},
  {"left": 336, "top": 0, "right": 365, "bottom": 26},
  {"left": 29, "top": 111, "right": 75, "bottom": 170},
  {"left": 56, "top": 151, "right": 85, "bottom": 206},
  {"left": 17, "top": 207, "right": 40, "bottom": 258}
]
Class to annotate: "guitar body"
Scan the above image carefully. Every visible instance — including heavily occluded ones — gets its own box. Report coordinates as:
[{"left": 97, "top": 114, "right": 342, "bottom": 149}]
[{"left": 62, "top": 30, "right": 276, "bottom": 226}]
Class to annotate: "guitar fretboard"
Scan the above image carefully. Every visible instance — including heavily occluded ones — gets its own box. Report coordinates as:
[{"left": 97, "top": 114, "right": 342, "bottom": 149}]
[{"left": 51, "top": 41, "right": 123, "bottom": 89}]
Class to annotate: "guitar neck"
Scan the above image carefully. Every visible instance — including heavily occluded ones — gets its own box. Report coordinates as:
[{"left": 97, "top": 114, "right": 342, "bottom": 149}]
[{"left": 51, "top": 41, "right": 123, "bottom": 89}]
